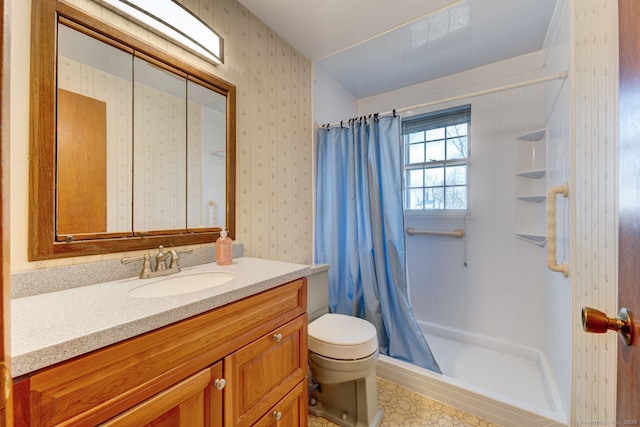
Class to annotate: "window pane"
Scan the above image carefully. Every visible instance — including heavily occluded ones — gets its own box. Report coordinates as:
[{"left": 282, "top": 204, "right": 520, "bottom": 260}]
[
  {"left": 425, "top": 187, "right": 444, "bottom": 209},
  {"left": 426, "top": 127, "right": 445, "bottom": 141},
  {"left": 447, "top": 137, "right": 467, "bottom": 159},
  {"left": 408, "top": 131, "right": 425, "bottom": 143},
  {"left": 401, "top": 105, "right": 470, "bottom": 211},
  {"left": 445, "top": 165, "right": 466, "bottom": 185},
  {"left": 406, "top": 188, "right": 424, "bottom": 209},
  {"left": 407, "top": 169, "right": 424, "bottom": 187},
  {"left": 425, "top": 140, "right": 445, "bottom": 161},
  {"left": 446, "top": 123, "right": 467, "bottom": 138},
  {"left": 445, "top": 186, "right": 467, "bottom": 209},
  {"left": 425, "top": 167, "right": 444, "bottom": 186},
  {"left": 408, "top": 143, "right": 425, "bottom": 164}
]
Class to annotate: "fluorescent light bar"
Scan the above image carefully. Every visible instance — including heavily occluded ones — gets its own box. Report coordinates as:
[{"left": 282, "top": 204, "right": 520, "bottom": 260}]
[{"left": 100, "top": 0, "right": 223, "bottom": 65}]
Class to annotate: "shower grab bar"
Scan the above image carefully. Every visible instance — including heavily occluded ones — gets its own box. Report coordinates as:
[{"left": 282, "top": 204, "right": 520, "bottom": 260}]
[
  {"left": 406, "top": 227, "right": 465, "bottom": 238},
  {"left": 546, "top": 182, "right": 569, "bottom": 277}
]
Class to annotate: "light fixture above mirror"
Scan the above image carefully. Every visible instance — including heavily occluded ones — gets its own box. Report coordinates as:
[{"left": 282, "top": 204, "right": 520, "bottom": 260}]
[{"left": 96, "top": 0, "right": 224, "bottom": 65}]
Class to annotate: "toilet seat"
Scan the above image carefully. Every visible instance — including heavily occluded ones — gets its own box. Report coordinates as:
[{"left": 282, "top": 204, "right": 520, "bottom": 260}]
[{"left": 308, "top": 313, "right": 378, "bottom": 360}]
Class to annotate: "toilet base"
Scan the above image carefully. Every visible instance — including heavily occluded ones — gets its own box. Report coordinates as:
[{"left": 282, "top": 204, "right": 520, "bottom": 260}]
[{"left": 308, "top": 371, "right": 383, "bottom": 427}]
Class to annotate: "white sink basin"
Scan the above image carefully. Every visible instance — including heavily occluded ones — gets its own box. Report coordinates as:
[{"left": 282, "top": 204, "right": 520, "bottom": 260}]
[{"left": 127, "top": 271, "right": 235, "bottom": 298}]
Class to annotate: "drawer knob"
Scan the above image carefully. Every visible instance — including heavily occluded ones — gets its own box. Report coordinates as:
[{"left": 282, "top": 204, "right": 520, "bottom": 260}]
[
  {"left": 274, "top": 333, "right": 283, "bottom": 343},
  {"left": 273, "top": 410, "right": 282, "bottom": 421},
  {"left": 214, "top": 378, "right": 226, "bottom": 391}
]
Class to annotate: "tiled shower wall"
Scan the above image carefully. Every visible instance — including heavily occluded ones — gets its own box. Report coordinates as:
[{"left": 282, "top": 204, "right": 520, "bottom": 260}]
[
  {"left": 10, "top": 0, "right": 313, "bottom": 271},
  {"left": 542, "top": 0, "right": 572, "bottom": 415},
  {"left": 401, "top": 86, "right": 548, "bottom": 348}
]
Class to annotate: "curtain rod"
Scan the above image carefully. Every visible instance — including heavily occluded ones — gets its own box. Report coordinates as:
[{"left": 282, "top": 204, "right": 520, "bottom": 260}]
[{"left": 324, "top": 71, "right": 568, "bottom": 128}]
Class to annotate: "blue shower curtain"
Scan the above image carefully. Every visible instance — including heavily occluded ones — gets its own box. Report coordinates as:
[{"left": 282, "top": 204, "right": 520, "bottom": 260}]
[{"left": 315, "top": 116, "right": 441, "bottom": 374}]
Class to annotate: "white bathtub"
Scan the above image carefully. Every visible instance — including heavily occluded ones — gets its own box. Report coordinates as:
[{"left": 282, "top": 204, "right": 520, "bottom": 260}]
[{"left": 376, "top": 321, "right": 568, "bottom": 426}]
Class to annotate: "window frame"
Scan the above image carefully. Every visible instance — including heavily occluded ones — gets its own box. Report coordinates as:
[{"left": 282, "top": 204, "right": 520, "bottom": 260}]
[{"left": 401, "top": 105, "right": 471, "bottom": 215}]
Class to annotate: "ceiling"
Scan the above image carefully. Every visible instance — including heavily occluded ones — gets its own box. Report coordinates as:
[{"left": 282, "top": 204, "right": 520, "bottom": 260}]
[{"left": 238, "top": 0, "right": 558, "bottom": 99}]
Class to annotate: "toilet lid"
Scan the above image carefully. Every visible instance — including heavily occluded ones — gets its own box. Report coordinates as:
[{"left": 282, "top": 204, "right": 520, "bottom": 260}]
[{"left": 308, "top": 313, "right": 379, "bottom": 360}]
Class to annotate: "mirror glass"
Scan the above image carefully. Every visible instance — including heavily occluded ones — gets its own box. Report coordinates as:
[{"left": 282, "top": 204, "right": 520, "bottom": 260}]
[
  {"left": 28, "top": 0, "right": 235, "bottom": 260},
  {"left": 57, "top": 24, "right": 134, "bottom": 235},
  {"left": 132, "top": 56, "right": 188, "bottom": 232},
  {"left": 187, "top": 81, "right": 227, "bottom": 229},
  {"left": 55, "top": 23, "right": 228, "bottom": 239}
]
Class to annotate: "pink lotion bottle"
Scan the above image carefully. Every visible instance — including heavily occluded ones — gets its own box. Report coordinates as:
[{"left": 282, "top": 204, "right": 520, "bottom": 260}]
[{"left": 215, "top": 227, "right": 233, "bottom": 265}]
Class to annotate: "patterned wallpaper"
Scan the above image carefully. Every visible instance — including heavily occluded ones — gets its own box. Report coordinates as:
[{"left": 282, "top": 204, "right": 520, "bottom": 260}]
[
  {"left": 58, "top": 0, "right": 314, "bottom": 265},
  {"left": 133, "top": 81, "right": 187, "bottom": 231},
  {"left": 572, "top": 0, "right": 619, "bottom": 422}
]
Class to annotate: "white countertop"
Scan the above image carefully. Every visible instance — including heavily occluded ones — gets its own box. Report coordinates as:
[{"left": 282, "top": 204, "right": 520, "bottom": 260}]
[{"left": 11, "top": 257, "right": 310, "bottom": 377}]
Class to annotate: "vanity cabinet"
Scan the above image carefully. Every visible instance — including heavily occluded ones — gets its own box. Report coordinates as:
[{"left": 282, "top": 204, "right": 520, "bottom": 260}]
[{"left": 13, "top": 278, "right": 308, "bottom": 427}]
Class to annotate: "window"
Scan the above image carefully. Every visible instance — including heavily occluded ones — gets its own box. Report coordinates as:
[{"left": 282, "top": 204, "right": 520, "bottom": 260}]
[{"left": 402, "top": 105, "right": 470, "bottom": 211}]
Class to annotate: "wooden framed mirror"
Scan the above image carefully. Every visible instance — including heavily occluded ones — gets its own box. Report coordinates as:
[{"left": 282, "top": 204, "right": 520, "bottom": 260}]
[{"left": 29, "top": 0, "right": 236, "bottom": 260}]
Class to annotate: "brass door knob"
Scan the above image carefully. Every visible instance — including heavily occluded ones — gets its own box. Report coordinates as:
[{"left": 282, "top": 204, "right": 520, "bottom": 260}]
[{"left": 582, "top": 307, "right": 634, "bottom": 346}]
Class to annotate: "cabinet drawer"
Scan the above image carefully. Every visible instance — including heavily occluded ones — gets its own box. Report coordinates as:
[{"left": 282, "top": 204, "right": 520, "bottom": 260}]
[
  {"left": 253, "top": 379, "right": 308, "bottom": 427},
  {"left": 225, "top": 314, "right": 308, "bottom": 427}
]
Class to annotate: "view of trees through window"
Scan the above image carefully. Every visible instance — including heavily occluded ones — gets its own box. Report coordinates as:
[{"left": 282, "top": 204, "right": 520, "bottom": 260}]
[{"left": 402, "top": 105, "right": 470, "bottom": 211}]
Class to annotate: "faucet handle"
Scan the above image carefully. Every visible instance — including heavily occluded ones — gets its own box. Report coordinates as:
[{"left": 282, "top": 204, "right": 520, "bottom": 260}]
[
  {"left": 168, "top": 248, "right": 193, "bottom": 269},
  {"left": 121, "top": 253, "right": 152, "bottom": 279},
  {"left": 121, "top": 253, "right": 147, "bottom": 264}
]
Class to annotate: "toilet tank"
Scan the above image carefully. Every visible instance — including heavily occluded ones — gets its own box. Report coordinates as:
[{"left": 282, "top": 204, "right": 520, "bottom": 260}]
[{"left": 307, "top": 264, "right": 329, "bottom": 322}]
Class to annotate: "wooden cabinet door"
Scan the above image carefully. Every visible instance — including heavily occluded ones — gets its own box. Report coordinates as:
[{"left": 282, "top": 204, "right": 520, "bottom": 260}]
[
  {"left": 253, "top": 379, "right": 308, "bottom": 427},
  {"left": 224, "top": 315, "right": 307, "bottom": 427},
  {"left": 209, "top": 362, "right": 224, "bottom": 427},
  {"left": 102, "top": 363, "right": 224, "bottom": 427}
]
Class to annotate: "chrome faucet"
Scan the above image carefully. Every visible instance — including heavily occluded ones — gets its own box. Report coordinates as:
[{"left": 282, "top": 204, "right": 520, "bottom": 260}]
[{"left": 121, "top": 246, "right": 193, "bottom": 279}]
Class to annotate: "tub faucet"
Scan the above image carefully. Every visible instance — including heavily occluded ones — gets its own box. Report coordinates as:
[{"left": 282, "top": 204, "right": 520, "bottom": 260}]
[{"left": 121, "top": 246, "right": 193, "bottom": 279}]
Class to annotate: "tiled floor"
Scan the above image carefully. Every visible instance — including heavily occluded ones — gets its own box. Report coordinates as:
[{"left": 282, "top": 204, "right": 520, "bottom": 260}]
[{"left": 308, "top": 378, "right": 502, "bottom": 427}]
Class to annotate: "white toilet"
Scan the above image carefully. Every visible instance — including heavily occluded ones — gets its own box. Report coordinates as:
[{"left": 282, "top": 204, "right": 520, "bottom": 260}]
[{"left": 307, "top": 312, "right": 383, "bottom": 427}]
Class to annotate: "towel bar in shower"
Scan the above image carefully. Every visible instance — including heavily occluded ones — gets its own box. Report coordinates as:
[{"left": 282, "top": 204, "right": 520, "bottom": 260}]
[
  {"left": 546, "top": 182, "right": 569, "bottom": 277},
  {"left": 405, "top": 228, "right": 465, "bottom": 238}
]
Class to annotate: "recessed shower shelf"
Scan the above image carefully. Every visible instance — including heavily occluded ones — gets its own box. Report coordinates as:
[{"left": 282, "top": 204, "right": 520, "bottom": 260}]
[
  {"left": 515, "top": 129, "right": 547, "bottom": 248},
  {"left": 515, "top": 233, "right": 547, "bottom": 247},
  {"left": 516, "top": 194, "right": 546, "bottom": 203},
  {"left": 516, "top": 169, "right": 546, "bottom": 179},
  {"left": 516, "top": 129, "right": 546, "bottom": 141}
]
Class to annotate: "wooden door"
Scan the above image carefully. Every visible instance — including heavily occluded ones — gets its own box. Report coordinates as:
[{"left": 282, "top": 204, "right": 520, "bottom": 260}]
[
  {"left": 57, "top": 89, "right": 108, "bottom": 235},
  {"left": 617, "top": 0, "right": 640, "bottom": 419},
  {"left": 0, "top": 0, "right": 12, "bottom": 424}
]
